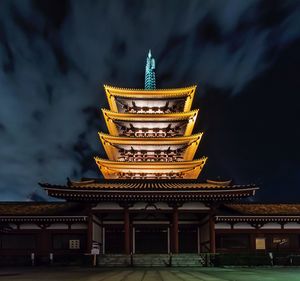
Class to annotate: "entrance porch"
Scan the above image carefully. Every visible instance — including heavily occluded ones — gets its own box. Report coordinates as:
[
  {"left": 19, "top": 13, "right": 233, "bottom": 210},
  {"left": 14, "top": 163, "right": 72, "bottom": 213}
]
[{"left": 89, "top": 202, "right": 216, "bottom": 255}]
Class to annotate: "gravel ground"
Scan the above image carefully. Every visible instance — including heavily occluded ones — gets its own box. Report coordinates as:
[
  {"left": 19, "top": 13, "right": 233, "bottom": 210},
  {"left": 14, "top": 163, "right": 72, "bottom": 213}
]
[{"left": 1, "top": 267, "right": 300, "bottom": 281}]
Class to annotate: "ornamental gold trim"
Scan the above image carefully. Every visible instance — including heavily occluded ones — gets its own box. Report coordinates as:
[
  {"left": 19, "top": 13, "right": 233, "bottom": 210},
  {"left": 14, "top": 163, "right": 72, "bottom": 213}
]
[{"left": 104, "top": 85, "right": 196, "bottom": 113}]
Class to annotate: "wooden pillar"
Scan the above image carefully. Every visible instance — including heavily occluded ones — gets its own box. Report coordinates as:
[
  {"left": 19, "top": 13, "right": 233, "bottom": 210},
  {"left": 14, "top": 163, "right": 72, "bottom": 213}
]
[
  {"left": 250, "top": 233, "right": 256, "bottom": 252},
  {"left": 209, "top": 215, "right": 216, "bottom": 254},
  {"left": 39, "top": 227, "right": 50, "bottom": 255},
  {"left": 132, "top": 226, "right": 135, "bottom": 254},
  {"left": 87, "top": 214, "right": 93, "bottom": 252},
  {"left": 167, "top": 227, "right": 170, "bottom": 254},
  {"left": 172, "top": 206, "right": 179, "bottom": 254},
  {"left": 124, "top": 207, "right": 130, "bottom": 255},
  {"left": 197, "top": 226, "right": 201, "bottom": 254}
]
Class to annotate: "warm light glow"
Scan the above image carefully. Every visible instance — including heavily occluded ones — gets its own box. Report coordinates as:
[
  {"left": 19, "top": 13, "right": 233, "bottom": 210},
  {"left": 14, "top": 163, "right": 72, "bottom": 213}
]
[
  {"left": 95, "top": 85, "right": 207, "bottom": 180},
  {"left": 94, "top": 157, "right": 207, "bottom": 179},
  {"left": 99, "top": 133, "right": 203, "bottom": 162},
  {"left": 104, "top": 85, "right": 196, "bottom": 113},
  {"left": 102, "top": 109, "right": 198, "bottom": 137}
]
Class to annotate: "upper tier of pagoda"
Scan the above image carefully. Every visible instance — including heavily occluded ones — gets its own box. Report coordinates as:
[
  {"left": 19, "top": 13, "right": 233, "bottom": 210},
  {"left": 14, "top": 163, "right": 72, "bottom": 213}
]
[
  {"left": 102, "top": 109, "right": 198, "bottom": 138},
  {"left": 104, "top": 84, "right": 196, "bottom": 114},
  {"left": 95, "top": 50, "right": 207, "bottom": 180}
]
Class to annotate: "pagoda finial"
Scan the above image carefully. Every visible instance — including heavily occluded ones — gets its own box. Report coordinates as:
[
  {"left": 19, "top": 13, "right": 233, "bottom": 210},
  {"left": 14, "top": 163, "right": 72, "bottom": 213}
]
[{"left": 145, "top": 49, "right": 156, "bottom": 90}]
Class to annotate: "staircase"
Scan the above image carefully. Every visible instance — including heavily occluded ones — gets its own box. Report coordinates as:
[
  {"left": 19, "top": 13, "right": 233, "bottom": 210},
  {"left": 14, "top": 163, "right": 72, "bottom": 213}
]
[
  {"left": 97, "top": 254, "right": 207, "bottom": 267},
  {"left": 133, "top": 254, "right": 170, "bottom": 267},
  {"left": 171, "top": 254, "right": 206, "bottom": 267},
  {"left": 98, "top": 254, "right": 131, "bottom": 267}
]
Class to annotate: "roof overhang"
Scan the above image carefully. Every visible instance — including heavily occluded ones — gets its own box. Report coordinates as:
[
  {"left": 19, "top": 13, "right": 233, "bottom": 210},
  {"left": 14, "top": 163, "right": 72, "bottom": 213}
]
[
  {"left": 94, "top": 157, "right": 207, "bottom": 179},
  {"left": 215, "top": 215, "right": 300, "bottom": 223},
  {"left": 98, "top": 132, "right": 203, "bottom": 161},
  {"left": 102, "top": 109, "right": 198, "bottom": 137},
  {"left": 0, "top": 215, "right": 88, "bottom": 223},
  {"left": 40, "top": 181, "right": 258, "bottom": 203},
  {"left": 104, "top": 85, "right": 196, "bottom": 113}
]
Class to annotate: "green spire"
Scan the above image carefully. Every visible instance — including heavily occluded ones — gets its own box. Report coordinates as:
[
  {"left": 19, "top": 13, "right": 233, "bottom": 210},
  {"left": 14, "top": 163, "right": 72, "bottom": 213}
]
[{"left": 145, "top": 49, "right": 156, "bottom": 90}]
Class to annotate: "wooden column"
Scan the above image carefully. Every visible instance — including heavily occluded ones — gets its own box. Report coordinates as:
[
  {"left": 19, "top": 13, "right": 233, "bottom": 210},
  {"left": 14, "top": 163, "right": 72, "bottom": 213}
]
[
  {"left": 172, "top": 206, "right": 179, "bottom": 254},
  {"left": 250, "top": 233, "right": 256, "bottom": 252},
  {"left": 209, "top": 214, "right": 216, "bottom": 254},
  {"left": 124, "top": 207, "right": 130, "bottom": 255},
  {"left": 39, "top": 226, "right": 50, "bottom": 255},
  {"left": 87, "top": 214, "right": 93, "bottom": 252}
]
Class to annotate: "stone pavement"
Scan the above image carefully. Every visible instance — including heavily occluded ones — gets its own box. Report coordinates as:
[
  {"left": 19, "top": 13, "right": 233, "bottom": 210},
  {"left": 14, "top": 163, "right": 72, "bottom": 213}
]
[{"left": 1, "top": 267, "right": 300, "bottom": 281}]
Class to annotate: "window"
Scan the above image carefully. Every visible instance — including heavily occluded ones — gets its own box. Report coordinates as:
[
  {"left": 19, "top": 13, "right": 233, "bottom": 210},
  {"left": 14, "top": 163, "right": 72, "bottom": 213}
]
[
  {"left": 0, "top": 234, "right": 36, "bottom": 249},
  {"left": 216, "top": 234, "right": 250, "bottom": 249},
  {"left": 255, "top": 238, "right": 266, "bottom": 250}
]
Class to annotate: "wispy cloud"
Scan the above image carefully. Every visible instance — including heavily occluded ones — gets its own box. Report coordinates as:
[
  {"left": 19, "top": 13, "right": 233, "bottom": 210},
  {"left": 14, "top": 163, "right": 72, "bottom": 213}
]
[{"left": 0, "top": 0, "right": 299, "bottom": 199}]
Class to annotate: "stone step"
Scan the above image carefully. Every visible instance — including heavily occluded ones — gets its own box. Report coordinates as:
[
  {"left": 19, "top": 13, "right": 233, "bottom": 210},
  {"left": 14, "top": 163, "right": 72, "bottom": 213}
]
[
  {"left": 98, "top": 255, "right": 131, "bottom": 267},
  {"left": 171, "top": 254, "right": 206, "bottom": 267},
  {"left": 98, "top": 254, "right": 206, "bottom": 267},
  {"left": 133, "top": 254, "right": 170, "bottom": 267}
]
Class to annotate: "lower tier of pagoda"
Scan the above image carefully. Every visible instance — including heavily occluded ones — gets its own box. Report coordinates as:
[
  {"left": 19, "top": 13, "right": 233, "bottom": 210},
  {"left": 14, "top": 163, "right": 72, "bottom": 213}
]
[
  {"left": 39, "top": 179, "right": 259, "bottom": 202},
  {"left": 94, "top": 157, "right": 207, "bottom": 179}
]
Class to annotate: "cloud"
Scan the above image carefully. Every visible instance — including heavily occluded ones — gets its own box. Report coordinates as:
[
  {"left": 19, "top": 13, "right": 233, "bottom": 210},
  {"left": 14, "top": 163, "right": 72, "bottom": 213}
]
[{"left": 0, "top": 0, "right": 299, "bottom": 199}]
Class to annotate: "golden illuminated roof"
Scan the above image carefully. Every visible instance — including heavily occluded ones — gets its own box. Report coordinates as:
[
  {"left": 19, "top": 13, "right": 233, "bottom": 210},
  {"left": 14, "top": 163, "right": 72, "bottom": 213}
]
[
  {"left": 41, "top": 180, "right": 259, "bottom": 202},
  {"left": 94, "top": 157, "right": 207, "bottom": 179},
  {"left": 102, "top": 109, "right": 198, "bottom": 137},
  {"left": 104, "top": 85, "right": 196, "bottom": 113},
  {"left": 50, "top": 179, "right": 257, "bottom": 191},
  {"left": 99, "top": 132, "right": 203, "bottom": 162}
]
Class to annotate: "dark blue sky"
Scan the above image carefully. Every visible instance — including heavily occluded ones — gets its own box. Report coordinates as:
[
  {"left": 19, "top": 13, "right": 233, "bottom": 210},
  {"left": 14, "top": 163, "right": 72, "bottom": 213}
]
[{"left": 0, "top": 0, "right": 299, "bottom": 201}]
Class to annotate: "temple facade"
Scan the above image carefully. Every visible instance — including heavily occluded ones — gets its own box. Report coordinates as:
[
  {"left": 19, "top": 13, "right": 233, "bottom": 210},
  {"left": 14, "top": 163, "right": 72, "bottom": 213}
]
[{"left": 1, "top": 51, "right": 300, "bottom": 266}]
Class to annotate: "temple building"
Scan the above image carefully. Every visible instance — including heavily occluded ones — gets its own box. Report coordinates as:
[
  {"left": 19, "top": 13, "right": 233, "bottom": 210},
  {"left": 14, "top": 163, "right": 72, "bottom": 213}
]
[{"left": 1, "top": 51, "right": 300, "bottom": 266}]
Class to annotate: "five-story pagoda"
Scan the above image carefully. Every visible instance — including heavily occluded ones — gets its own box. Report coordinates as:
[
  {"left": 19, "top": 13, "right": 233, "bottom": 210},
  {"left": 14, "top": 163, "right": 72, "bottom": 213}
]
[
  {"left": 96, "top": 50, "right": 207, "bottom": 180},
  {"left": 41, "top": 51, "right": 258, "bottom": 255}
]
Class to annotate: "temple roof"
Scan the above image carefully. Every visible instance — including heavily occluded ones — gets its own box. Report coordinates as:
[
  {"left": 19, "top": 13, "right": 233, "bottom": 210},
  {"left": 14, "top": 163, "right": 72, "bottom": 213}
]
[
  {"left": 98, "top": 132, "right": 203, "bottom": 162},
  {"left": 104, "top": 85, "right": 196, "bottom": 113},
  {"left": 40, "top": 179, "right": 259, "bottom": 202},
  {"left": 51, "top": 179, "right": 258, "bottom": 190},
  {"left": 102, "top": 109, "right": 198, "bottom": 137},
  {"left": 215, "top": 203, "right": 300, "bottom": 223},
  {"left": 94, "top": 157, "right": 207, "bottom": 179},
  {"left": 0, "top": 202, "right": 87, "bottom": 216},
  {"left": 225, "top": 203, "right": 300, "bottom": 216},
  {"left": 0, "top": 202, "right": 88, "bottom": 222},
  {"left": 102, "top": 108, "right": 198, "bottom": 121}
]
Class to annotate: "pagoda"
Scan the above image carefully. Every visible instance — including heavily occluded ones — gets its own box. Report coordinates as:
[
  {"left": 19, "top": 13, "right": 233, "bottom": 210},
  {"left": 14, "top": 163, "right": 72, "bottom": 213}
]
[
  {"left": 41, "top": 51, "right": 258, "bottom": 255},
  {"left": 95, "top": 50, "right": 206, "bottom": 180}
]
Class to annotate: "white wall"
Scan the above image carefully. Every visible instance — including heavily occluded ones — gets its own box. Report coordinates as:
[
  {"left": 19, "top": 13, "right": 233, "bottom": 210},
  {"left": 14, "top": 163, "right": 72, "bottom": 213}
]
[
  {"left": 284, "top": 222, "right": 300, "bottom": 229},
  {"left": 179, "top": 202, "right": 209, "bottom": 210},
  {"left": 47, "top": 223, "right": 69, "bottom": 229},
  {"left": 260, "top": 223, "right": 281, "bottom": 229},
  {"left": 131, "top": 202, "right": 171, "bottom": 210},
  {"left": 215, "top": 222, "right": 231, "bottom": 229},
  {"left": 19, "top": 223, "right": 40, "bottom": 229},
  {"left": 71, "top": 223, "right": 87, "bottom": 229},
  {"left": 93, "top": 202, "right": 122, "bottom": 210},
  {"left": 92, "top": 222, "right": 102, "bottom": 243},
  {"left": 233, "top": 223, "right": 255, "bottom": 229},
  {"left": 8, "top": 223, "right": 18, "bottom": 229}
]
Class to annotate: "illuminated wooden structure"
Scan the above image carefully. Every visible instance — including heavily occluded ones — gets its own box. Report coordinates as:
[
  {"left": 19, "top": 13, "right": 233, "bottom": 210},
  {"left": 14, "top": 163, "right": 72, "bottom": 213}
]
[
  {"left": 104, "top": 85, "right": 196, "bottom": 113},
  {"left": 98, "top": 86, "right": 203, "bottom": 179},
  {"left": 99, "top": 133, "right": 203, "bottom": 162}
]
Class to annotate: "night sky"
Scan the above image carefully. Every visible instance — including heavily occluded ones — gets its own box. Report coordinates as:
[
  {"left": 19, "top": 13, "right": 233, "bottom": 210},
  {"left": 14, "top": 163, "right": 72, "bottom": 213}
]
[{"left": 0, "top": 0, "right": 300, "bottom": 202}]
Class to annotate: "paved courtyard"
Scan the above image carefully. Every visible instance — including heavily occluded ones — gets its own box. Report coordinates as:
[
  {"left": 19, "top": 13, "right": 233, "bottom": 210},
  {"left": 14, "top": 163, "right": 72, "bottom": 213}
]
[{"left": 1, "top": 267, "right": 300, "bottom": 281}]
